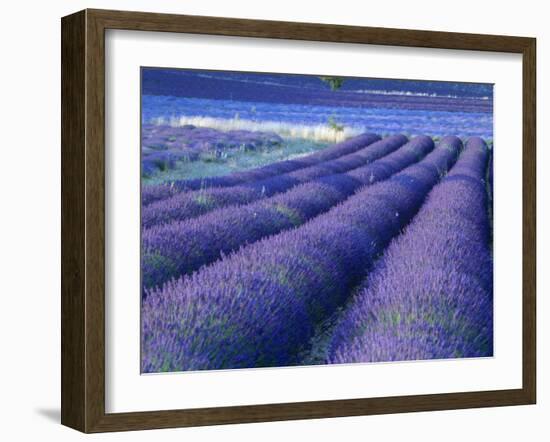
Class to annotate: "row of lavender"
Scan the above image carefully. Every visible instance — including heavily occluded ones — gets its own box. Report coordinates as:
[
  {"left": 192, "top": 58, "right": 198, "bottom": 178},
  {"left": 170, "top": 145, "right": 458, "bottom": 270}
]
[
  {"left": 142, "top": 124, "right": 285, "bottom": 177},
  {"left": 141, "top": 133, "right": 393, "bottom": 228},
  {"left": 141, "top": 136, "right": 465, "bottom": 372},
  {"left": 328, "top": 137, "right": 492, "bottom": 362},
  {"left": 142, "top": 135, "right": 434, "bottom": 292},
  {"left": 141, "top": 132, "right": 380, "bottom": 206}
]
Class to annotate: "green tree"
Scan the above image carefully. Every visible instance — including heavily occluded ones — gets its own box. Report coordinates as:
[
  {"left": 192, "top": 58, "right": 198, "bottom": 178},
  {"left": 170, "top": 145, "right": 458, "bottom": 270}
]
[{"left": 320, "top": 76, "right": 345, "bottom": 91}]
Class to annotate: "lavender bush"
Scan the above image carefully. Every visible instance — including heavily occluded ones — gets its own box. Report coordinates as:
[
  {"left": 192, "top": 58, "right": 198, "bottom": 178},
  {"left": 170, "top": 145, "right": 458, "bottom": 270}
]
[
  {"left": 141, "top": 134, "right": 404, "bottom": 228},
  {"left": 328, "top": 137, "right": 492, "bottom": 364},
  {"left": 141, "top": 132, "right": 380, "bottom": 205},
  {"left": 141, "top": 136, "right": 434, "bottom": 291},
  {"left": 141, "top": 124, "right": 284, "bottom": 176},
  {"left": 141, "top": 136, "right": 462, "bottom": 372}
]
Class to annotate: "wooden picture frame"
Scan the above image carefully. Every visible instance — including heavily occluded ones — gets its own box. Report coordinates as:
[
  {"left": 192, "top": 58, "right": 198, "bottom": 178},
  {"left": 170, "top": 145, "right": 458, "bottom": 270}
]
[{"left": 61, "top": 8, "right": 536, "bottom": 433}]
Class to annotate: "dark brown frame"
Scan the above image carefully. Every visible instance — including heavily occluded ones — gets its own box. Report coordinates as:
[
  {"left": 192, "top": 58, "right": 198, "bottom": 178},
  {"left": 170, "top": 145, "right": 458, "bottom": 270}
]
[{"left": 61, "top": 8, "right": 536, "bottom": 433}]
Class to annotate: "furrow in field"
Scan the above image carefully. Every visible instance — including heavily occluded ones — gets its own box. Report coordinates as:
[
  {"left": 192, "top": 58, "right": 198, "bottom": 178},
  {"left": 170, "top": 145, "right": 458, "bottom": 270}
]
[
  {"left": 141, "top": 132, "right": 381, "bottom": 205},
  {"left": 327, "top": 137, "right": 492, "bottom": 364},
  {"left": 141, "top": 134, "right": 404, "bottom": 228},
  {"left": 141, "top": 136, "right": 462, "bottom": 373},
  {"left": 141, "top": 136, "right": 434, "bottom": 292}
]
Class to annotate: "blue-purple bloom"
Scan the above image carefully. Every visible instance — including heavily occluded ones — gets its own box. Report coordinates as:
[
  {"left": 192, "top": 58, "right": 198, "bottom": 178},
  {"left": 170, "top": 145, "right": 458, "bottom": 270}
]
[
  {"left": 141, "top": 133, "right": 396, "bottom": 228},
  {"left": 141, "top": 136, "right": 434, "bottom": 292},
  {"left": 141, "top": 136, "right": 462, "bottom": 372},
  {"left": 328, "top": 137, "right": 492, "bottom": 363},
  {"left": 141, "top": 132, "right": 380, "bottom": 205}
]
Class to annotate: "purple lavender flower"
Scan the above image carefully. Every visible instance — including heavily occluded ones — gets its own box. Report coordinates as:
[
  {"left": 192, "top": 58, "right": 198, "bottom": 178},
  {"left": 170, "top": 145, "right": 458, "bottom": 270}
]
[
  {"left": 141, "top": 135, "right": 403, "bottom": 228},
  {"left": 328, "top": 137, "right": 492, "bottom": 364},
  {"left": 141, "top": 136, "right": 462, "bottom": 372},
  {"left": 141, "top": 136, "right": 434, "bottom": 292},
  {"left": 141, "top": 133, "right": 380, "bottom": 205}
]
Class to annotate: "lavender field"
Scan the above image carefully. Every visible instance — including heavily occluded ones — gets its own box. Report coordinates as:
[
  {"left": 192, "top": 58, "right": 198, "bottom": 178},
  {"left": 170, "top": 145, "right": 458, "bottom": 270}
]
[{"left": 140, "top": 68, "right": 494, "bottom": 373}]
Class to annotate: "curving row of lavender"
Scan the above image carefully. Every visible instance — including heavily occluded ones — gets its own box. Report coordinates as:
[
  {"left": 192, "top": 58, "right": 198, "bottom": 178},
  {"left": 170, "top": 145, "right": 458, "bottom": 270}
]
[
  {"left": 141, "top": 136, "right": 434, "bottom": 292},
  {"left": 141, "top": 134, "right": 405, "bottom": 228},
  {"left": 141, "top": 133, "right": 380, "bottom": 205},
  {"left": 328, "top": 137, "right": 492, "bottom": 364},
  {"left": 141, "top": 136, "right": 462, "bottom": 372}
]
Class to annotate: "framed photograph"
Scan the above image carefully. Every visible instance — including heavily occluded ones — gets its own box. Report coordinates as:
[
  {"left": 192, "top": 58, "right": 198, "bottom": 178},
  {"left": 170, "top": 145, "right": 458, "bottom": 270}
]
[{"left": 61, "top": 9, "right": 536, "bottom": 433}]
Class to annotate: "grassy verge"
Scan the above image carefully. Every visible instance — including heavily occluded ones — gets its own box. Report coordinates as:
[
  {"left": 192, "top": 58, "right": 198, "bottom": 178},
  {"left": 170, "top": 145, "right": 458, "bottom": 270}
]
[{"left": 142, "top": 137, "right": 330, "bottom": 185}]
